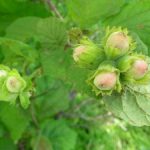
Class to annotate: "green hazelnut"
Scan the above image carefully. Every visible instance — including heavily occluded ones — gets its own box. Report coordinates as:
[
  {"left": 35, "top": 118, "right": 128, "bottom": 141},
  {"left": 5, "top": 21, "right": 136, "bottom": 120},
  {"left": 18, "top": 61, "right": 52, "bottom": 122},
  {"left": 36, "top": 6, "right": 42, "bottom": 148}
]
[
  {"left": 93, "top": 72, "right": 117, "bottom": 90},
  {"left": 106, "top": 31, "right": 129, "bottom": 51},
  {"left": 6, "top": 76, "right": 25, "bottom": 93},
  {"left": 129, "top": 59, "right": 148, "bottom": 80}
]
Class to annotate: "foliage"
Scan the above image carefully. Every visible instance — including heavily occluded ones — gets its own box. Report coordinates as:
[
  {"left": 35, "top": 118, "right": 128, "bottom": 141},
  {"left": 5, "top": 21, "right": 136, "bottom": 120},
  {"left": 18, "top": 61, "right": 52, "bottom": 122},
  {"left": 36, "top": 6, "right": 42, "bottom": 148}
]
[{"left": 0, "top": 0, "right": 150, "bottom": 150}]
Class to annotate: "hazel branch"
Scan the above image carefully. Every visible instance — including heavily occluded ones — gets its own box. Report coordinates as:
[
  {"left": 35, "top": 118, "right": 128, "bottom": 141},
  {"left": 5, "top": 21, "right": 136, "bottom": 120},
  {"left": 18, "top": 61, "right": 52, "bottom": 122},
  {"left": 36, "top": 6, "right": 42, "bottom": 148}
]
[{"left": 44, "top": 0, "right": 64, "bottom": 21}]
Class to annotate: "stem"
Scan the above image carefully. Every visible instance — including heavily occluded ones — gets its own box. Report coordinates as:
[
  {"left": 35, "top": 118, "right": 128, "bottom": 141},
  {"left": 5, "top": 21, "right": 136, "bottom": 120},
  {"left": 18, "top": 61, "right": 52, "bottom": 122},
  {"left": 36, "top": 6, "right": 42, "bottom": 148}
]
[
  {"left": 31, "top": 87, "right": 55, "bottom": 100},
  {"left": 44, "top": 0, "right": 64, "bottom": 21},
  {"left": 29, "top": 67, "right": 42, "bottom": 80}
]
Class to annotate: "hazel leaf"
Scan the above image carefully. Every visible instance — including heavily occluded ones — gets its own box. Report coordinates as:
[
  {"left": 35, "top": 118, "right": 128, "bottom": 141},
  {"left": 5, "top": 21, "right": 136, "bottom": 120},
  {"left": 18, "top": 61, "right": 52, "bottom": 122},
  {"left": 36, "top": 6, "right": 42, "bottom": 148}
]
[
  {"left": 122, "top": 89, "right": 150, "bottom": 126},
  {"left": 103, "top": 94, "right": 136, "bottom": 125}
]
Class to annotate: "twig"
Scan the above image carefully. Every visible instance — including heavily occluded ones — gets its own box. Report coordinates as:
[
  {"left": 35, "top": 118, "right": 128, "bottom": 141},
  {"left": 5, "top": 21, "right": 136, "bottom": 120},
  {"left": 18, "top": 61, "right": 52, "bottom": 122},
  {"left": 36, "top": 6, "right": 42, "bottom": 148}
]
[
  {"left": 44, "top": 0, "right": 64, "bottom": 21},
  {"left": 31, "top": 86, "right": 56, "bottom": 100},
  {"left": 73, "top": 98, "right": 95, "bottom": 112},
  {"left": 59, "top": 111, "right": 112, "bottom": 122},
  {"left": 78, "top": 112, "right": 112, "bottom": 122}
]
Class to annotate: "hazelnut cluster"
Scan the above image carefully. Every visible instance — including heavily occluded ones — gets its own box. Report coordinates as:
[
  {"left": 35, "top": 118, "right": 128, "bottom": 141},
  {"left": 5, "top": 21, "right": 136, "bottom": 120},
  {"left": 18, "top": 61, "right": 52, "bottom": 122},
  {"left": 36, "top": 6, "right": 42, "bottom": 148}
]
[
  {"left": 72, "top": 27, "right": 150, "bottom": 96},
  {"left": 0, "top": 65, "right": 28, "bottom": 105}
]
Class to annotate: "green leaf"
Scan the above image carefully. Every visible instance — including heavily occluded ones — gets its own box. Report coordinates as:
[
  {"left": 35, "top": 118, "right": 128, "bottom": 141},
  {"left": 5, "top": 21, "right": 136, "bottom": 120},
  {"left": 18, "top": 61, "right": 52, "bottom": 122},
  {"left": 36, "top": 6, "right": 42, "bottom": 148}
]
[
  {"left": 0, "top": 123, "right": 6, "bottom": 138},
  {"left": 127, "top": 84, "right": 150, "bottom": 97},
  {"left": 41, "top": 119, "right": 77, "bottom": 150},
  {"left": 38, "top": 86, "right": 69, "bottom": 118},
  {"left": 6, "top": 17, "right": 41, "bottom": 42},
  {"left": 0, "top": 0, "right": 24, "bottom": 13},
  {"left": 130, "top": 32, "right": 148, "bottom": 55},
  {"left": 135, "top": 94, "right": 150, "bottom": 116},
  {"left": 0, "top": 37, "right": 37, "bottom": 64},
  {"left": 0, "top": 0, "right": 49, "bottom": 17},
  {"left": 6, "top": 17, "right": 67, "bottom": 50},
  {"left": 67, "top": 64, "right": 92, "bottom": 94},
  {"left": 40, "top": 48, "right": 71, "bottom": 79},
  {"left": 0, "top": 0, "right": 50, "bottom": 35},
  {"left": 0, "top": 137, "right": 17, "bottom": 150},
  {"left": 125, "top": 0, "right": 140, "bottom": 3},
  {"left": 35, "top": 76, "right": 70, "bottom": 118},
  {"left": 31, "top": 135, "right": 53, "bottom": 150},
  {"left": 0, "top": 14, "right": 17, "bottom": 36},
  {"left": 127, "top": 84, "right": 150, "bottom": 116},
  {"left": 103, "top": 1, "right": 150, "bottom": 51},
  {"left": 66, "top": 0, "right": 125, "bottom": 28},
  {"left": 40, "top": 46, "right": 92, "bottom": 96},
  {"left": 36, "top": 17, "right": 67, "bottom": 49},
  {"left": 122, "top": 89, "right": 150, "bottom": 126},
  {"left": 103, "top": 85, "right": 150, "bottom": 126},
  {"left": 103, "top": 94, "right": 135, "bottom": 125},
  {"left": 0, "top": 102, "right": 29, "bottom": 142}
]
